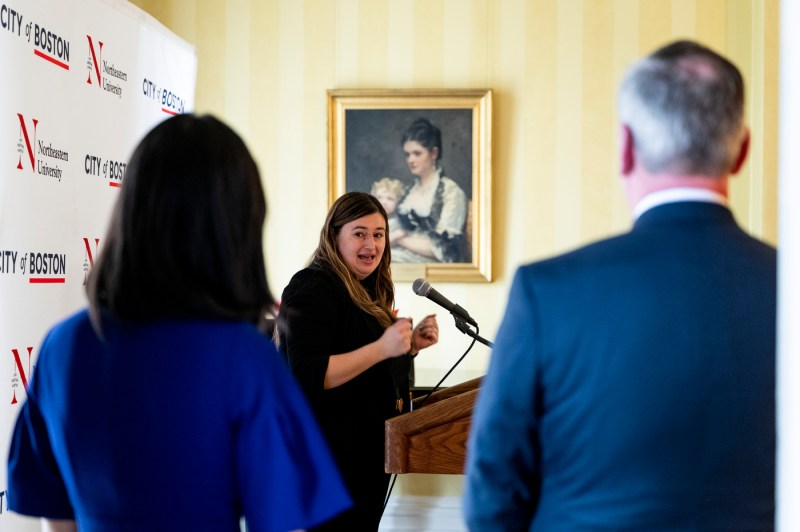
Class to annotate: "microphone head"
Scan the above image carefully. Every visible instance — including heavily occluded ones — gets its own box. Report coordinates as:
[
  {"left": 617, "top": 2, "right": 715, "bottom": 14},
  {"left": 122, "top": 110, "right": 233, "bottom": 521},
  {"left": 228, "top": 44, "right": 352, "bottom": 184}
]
[{"left": 412, "top": 278, "right": 431, "bottom": 296}]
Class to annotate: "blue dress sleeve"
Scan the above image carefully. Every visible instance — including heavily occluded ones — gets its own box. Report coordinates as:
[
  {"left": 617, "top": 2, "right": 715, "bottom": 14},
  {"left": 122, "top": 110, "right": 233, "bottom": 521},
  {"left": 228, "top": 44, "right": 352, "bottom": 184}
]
[
  {"left": 7, "top": 335, "right": 74, "bottom": 519},
  {"left": 235, "top": 339, "right": 351, "bottom": 531}
]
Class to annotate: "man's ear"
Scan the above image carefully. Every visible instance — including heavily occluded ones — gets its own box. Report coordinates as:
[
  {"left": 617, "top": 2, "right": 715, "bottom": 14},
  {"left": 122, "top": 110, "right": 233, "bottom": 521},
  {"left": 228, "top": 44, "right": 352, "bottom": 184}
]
[
  {"left": 730, "top": 128, "right": 750, "bottom": 175},
  {"left": 620, "top": 125, "right": 635, "bottom": 176}
]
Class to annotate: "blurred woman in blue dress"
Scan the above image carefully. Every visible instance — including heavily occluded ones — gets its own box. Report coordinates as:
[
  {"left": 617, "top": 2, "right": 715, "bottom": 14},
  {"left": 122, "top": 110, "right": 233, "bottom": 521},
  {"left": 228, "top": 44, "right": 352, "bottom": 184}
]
[{"left": 6, "top": 114, "right": 350, "bottom": 532}]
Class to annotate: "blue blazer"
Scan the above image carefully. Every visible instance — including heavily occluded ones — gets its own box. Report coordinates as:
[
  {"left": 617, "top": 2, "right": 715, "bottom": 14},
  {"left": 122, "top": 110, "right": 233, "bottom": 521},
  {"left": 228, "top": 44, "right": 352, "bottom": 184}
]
[{"left": 464, "top": 202, "right": 776, "bottom": 531}]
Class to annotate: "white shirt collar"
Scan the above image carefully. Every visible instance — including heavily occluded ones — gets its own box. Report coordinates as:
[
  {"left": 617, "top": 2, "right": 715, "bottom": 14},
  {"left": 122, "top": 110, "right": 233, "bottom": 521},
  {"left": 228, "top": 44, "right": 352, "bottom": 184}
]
[{"left": 632, "top": 188, "right": 728, "bottom": 220}]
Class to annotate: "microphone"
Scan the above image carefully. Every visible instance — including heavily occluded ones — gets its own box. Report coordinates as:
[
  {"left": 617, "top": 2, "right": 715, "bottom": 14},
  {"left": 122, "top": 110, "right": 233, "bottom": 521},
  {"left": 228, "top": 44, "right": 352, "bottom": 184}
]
[{"left": 412, "top": 278, "right": 478, "bottom": 327}]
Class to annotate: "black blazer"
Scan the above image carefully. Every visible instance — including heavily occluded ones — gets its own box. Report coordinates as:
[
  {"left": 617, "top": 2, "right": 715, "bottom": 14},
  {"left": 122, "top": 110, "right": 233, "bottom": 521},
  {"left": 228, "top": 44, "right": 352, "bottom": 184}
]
[{"left": 278, "top": 263, "right": 408, "bottom": 531}]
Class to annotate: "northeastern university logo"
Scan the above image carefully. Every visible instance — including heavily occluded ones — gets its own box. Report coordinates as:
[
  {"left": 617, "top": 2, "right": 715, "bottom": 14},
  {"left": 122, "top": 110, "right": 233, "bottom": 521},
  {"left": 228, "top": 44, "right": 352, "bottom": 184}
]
[
  {"left": 82, "top": 237, "right": 100, "bottom": 285},
  {"left": 16, "top": 113, "right": 69, "bottom": 183},
  {"left": 86, "top": 35, "right": 128, "bottom": 99},
  {"left": 10, "top": 346, "right": 33, "bottom": 405}
]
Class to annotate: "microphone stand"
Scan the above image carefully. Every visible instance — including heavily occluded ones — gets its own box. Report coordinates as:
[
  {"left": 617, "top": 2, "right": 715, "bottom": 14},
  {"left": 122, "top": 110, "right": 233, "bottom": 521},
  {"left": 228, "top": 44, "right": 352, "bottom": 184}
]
[
  {"left": 416, "top": 313, "right": 494, "bottom": 408},
  {"left": 452, "top": 315, "right": 494, "bottom": 348}
]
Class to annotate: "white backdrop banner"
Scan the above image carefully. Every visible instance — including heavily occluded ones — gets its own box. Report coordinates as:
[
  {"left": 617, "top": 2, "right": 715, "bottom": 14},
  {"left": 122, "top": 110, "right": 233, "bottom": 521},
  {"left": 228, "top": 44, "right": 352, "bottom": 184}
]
[{"left": 0, "top": 0, "right": 196, "bottom": 528}]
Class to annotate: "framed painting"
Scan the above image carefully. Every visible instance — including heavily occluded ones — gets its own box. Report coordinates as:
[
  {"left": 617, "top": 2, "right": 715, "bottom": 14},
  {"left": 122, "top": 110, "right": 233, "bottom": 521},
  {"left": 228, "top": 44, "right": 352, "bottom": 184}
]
[{"left": 327, "top": 89, "right": 492, "bottom": 283}]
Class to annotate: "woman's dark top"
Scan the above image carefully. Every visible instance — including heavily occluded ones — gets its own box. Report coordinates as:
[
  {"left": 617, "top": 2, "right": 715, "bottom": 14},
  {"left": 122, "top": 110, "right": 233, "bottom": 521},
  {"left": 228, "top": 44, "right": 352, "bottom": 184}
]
[{"left": 278, "top": 262, "right": 411, "bottom": 531}]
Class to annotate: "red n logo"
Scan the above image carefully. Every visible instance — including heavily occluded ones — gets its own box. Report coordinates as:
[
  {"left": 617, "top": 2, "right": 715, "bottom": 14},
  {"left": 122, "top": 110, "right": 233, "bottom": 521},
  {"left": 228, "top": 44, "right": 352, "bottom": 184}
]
[
  {"left": 83, "top": 237, "right": 100, "bottom": 285},
  {"left": 11, "top": 347, "right": 33, "bottom": 404},
  {"left": 16, "top": 113, "right": 37, "bottom": 171},
  {"left": 86, "top": 36, "right": 103, "bottom": 85},
  {"left": 83, "top": 237, "right": 100, "bottom": 266}
]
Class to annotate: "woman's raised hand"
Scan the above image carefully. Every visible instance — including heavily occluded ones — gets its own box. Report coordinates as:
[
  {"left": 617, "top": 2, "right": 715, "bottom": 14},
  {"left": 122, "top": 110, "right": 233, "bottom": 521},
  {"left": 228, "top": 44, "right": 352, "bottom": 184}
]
[{"left": 411, "top": 314, "right": 439, "bottom": 354}]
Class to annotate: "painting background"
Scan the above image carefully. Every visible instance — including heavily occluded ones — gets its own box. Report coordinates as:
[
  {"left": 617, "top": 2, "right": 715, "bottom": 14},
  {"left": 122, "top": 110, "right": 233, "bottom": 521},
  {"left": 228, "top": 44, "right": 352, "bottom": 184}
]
[{"left": 344, "top": 108, "right": 473, "bottom": 200}]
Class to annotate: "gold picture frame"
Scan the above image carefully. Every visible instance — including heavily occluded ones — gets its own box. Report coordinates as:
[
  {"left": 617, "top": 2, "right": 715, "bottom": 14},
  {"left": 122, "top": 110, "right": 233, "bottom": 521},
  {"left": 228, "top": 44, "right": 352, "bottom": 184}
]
[{"left": 327, "top": 88, "right": 492, "bottom": 283}]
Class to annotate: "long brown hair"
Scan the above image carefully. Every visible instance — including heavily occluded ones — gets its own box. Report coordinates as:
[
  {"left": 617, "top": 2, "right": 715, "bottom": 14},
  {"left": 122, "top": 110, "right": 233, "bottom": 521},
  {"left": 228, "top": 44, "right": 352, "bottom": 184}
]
[{"left": 312, "top": 192, "right": 396, "bottom": 329}]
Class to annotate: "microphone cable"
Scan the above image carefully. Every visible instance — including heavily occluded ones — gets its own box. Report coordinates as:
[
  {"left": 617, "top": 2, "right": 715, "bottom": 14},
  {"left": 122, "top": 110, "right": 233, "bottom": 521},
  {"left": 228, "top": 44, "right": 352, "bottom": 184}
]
[
  {"left": 382, "top": 322, "right": 480, "bottom": 521},
  {"left": 382, "top": 326, "right": 478, "bottom": 519},
  {"left": 416, "top": 324, "right": 479, "bottom": 409},
  {"left": 382, "top": 331, "right": 477, "bottom": 519},
  {"left": 382, "top": 473, "right": 398, "bottom": 517}
]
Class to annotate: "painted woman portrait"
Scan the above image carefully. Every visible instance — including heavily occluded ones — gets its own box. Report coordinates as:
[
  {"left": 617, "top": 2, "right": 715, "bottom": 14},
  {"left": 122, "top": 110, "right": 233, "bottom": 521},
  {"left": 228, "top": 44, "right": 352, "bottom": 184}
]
[
  {"left": 390, "top": 118, "right": 469, "bottom": 263},
  {"left": 346, "top": 109, "right": 473, "bottom": 265}
]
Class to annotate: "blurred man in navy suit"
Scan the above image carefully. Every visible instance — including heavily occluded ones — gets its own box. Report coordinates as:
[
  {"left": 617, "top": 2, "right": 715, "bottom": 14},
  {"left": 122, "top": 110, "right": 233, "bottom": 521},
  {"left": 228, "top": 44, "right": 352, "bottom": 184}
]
[{"left": 464, "top": 40, "right": 775, "bottom": 531}]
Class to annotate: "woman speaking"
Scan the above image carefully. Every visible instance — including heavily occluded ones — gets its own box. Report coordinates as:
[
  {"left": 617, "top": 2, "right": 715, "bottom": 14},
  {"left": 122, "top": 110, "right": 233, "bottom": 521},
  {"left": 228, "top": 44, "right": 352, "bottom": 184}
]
[{"left": 278, "top": 192, "right": 439, "bottom": 531}]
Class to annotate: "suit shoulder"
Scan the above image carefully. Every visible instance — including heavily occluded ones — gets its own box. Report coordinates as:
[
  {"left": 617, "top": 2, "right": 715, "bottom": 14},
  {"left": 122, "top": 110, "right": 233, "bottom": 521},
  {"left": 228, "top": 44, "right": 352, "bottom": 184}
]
[{"left": 743, "top": 233, "right": 777, "bottom": 257}]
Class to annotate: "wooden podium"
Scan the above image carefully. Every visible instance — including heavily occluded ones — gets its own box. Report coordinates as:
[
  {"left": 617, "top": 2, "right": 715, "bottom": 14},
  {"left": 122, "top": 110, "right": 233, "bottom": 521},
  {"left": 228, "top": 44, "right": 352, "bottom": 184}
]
[{"left": 384, "top": 377, "right": 482, "bottom": 474}]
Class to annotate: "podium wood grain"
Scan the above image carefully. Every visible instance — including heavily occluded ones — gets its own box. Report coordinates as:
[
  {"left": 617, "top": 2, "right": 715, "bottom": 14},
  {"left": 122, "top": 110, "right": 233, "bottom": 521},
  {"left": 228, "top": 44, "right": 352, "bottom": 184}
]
[{"left": 385, "top": 377, "right": 482, "bottom": 474}]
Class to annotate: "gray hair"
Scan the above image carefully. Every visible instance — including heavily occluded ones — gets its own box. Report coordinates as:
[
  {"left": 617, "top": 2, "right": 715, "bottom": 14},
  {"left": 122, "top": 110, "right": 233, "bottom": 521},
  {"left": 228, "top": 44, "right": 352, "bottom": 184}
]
[{"left": 617, "top": 40, "right": 746, "bottom": 176}]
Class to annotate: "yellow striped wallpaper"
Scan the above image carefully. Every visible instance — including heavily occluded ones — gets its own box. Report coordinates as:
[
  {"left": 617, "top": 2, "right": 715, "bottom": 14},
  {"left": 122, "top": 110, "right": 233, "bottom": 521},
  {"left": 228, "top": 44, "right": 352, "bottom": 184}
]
[{"left": 130, "top": 0, "right": 779, "bottom": 497}]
